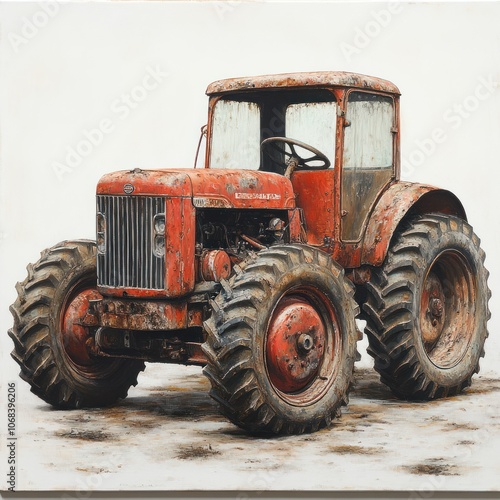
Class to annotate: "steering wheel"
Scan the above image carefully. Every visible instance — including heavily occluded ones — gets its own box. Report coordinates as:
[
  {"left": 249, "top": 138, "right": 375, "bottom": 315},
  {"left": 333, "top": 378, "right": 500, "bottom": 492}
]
[{"left": 261, "top": 137, "right": 331, "bottom": 172}]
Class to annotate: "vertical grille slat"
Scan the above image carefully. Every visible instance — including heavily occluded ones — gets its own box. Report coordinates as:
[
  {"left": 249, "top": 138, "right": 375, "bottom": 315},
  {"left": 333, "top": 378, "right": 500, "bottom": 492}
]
[
  {"left": 124, "top": 196, "right": 130, "bottom": 285},
  {"left": 148, "top": 198, "right": 154, "bottom": 288},
  {"left": 97, "top": 195, "right": 165, "bottom": 290},
  {"left": 136, "top": 197, "right": 141, "bottom": 289}
]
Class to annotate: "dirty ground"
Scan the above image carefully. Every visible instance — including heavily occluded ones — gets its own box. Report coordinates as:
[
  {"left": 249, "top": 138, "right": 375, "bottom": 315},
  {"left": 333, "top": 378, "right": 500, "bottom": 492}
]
[{"left": 11, "top": 360, "right": 500, "bottom": 492}]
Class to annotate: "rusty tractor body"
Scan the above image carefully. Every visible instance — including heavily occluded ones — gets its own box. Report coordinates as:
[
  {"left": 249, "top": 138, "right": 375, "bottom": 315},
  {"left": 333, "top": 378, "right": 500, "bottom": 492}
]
[{"left": 9, "top": 72, "right": 490, "bottom": 435}]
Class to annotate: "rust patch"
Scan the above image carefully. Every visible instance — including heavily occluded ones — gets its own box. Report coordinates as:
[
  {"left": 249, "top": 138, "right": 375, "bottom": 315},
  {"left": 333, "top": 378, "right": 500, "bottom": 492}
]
[
  {"left": 291, "top": 170, "right": 336, "bottom": 247},
  {"left": 206, "top": 71, "right": 400, "bottom": 95},
  {"left": 361, "top": 184, "right": 466, "bottom": 267}
]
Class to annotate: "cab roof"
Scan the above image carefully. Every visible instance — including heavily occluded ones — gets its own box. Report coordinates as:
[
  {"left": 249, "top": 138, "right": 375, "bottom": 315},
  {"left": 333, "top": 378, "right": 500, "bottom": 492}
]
[{"left": 206, "top": 71, "right": 400, "bottom": 96}]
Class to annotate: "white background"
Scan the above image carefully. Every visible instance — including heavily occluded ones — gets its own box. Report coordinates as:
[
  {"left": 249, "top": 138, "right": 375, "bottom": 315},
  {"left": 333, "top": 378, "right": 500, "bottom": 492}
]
[{"left": 0, "top": 1, "right": 499, "bottom": 498}]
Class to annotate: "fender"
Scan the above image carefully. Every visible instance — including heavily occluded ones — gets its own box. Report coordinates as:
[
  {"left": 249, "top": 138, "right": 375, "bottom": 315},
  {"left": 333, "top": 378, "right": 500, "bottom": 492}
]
[{"left": 361, "top": 182, "right": 467, "bottom": 266}]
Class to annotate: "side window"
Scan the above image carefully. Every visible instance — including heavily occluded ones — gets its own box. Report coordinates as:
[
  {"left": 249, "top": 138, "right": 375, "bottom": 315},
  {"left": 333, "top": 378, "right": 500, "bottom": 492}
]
[
  {"left": 343, "top": 93, "right": 394, "bottom": 169},
  {"left": 341, "top": 92, "right": 394, "bottom": 241}
]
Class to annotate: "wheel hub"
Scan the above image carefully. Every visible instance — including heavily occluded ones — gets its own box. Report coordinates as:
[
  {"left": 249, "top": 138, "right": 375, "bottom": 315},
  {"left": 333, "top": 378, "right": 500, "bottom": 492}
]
[
  {"left": 420, "top": 272, "right": 445, "bottom": 345},
  {"left": 266, "top": 296, "right": 326, "bottom": 393},
  {"left": 297, "top": 333, "right": 314, "bottom": 354},
  {"left": 429, "top": 297, "right": 444, "bottom": 320},
  {"left": 62, "top": 288, "right": 102, "bottom": 366}
]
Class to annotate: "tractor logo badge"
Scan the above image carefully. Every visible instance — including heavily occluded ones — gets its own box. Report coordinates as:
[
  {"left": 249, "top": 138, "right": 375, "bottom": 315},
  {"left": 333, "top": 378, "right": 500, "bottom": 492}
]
[
  {"left": 123, "top": 183, "right": 134, "bottom": 194},
  {"left": 235, "top": 193, "right": 281, "bottom": 200}
]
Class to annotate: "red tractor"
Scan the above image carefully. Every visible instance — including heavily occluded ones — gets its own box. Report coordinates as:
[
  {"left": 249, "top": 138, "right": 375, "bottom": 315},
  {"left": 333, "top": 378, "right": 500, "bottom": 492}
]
[{"left": 9, "top": 72, "right": 491, "bottom": 435}]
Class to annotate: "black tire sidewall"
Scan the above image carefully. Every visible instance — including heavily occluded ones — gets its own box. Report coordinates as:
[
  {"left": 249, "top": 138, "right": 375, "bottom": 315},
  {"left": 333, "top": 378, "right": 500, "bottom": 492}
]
[
  {"left": 408, "top": 220, "right": 488, "bottom": 387},
  {"left": 47, "top": 243, "right": 140, "bottom": 401},
  {"left": 251, "top": 260, "right": 357, "bottom": 425}
]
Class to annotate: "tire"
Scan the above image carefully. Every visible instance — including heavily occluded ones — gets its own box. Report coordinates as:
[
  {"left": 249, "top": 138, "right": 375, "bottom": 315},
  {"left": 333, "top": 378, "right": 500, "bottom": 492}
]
[
  {"left": 363, "top": 214, "right": 491, "bottom": 399},
  {"left": 8, "top": 240, "right": 144, "bottom": 408},
  {"left": 202, "top": 244, "right": 359, "bottom": 435}
]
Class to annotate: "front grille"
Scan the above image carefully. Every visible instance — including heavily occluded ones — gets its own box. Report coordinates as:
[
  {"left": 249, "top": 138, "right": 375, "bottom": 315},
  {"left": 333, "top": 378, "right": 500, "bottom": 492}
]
[{"left": 97, "top": 195, "right": 165, "bottom": 290}]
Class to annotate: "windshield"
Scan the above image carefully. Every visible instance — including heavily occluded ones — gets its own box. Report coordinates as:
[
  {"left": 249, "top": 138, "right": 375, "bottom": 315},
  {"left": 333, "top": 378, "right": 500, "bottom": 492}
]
[{"left": 209, "top": 90, "right": 338, "bottom": 172}]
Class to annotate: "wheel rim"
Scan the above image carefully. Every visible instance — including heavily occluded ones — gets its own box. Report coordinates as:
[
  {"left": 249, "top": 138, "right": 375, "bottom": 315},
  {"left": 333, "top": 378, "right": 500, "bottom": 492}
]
[
  {"left": 419, "top": 250, "right": 476, "bottom": 369},
  {"left": 60, "top": 279, "right": 112, "bottom": 376},
  {"left": 265, "top": 288, "right": 340, "bottom": 406}
]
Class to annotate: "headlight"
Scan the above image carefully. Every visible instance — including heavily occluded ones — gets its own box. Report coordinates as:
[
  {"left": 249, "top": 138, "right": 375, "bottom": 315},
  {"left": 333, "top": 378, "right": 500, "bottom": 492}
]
[
  {"left": 97, "top": 212, "right": 106, "bottom": 254},
  {"left": 153, "top": 213, "right": 166, "bottom": 257}
]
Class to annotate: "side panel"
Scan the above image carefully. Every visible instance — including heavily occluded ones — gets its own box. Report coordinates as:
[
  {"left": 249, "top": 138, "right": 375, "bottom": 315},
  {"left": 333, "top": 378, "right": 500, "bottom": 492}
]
[
  {"left": 288, "top": 209, "right": 304, "bottom": 243},
  {"left": 361, "top": 182, "right": 467, "bottom": 266},
  {"left": 189, "top": 169, "right": 296, "bottom": 209},
  {"left": 165, "top": 197, "right": 196, "bottom": 297},
  {"left": 291, "top": 169, "right": 336, "bottom": 246}
]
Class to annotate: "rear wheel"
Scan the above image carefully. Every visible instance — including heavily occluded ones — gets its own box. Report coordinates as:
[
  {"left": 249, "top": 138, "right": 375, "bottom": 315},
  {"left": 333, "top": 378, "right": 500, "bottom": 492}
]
[
  {"left": 202, "top": 244, "right": 359, "bottom": 435},
  {"left": 8, "top": 240, "right": 144, "bottom": 408},
  {"left": 363, "top": 214, "right": 490, "bottom": 399}
]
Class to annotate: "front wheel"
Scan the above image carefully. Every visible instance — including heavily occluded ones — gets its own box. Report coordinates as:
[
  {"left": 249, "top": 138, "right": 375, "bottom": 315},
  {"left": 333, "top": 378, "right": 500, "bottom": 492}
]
[
  {"left": 8, "top": 240, "right": 144, "bottom": 408},
  {"left": 202, "top": 244, "right": 359, "bottom": 435},
  {"left": 363, "top": 214, "right": 491, "bottom": 399}
]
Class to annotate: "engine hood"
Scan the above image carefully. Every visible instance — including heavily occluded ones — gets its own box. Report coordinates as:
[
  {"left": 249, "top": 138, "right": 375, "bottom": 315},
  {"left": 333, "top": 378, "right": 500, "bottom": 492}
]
[{"left": 97, "top": 168, "right": 296, "bottom": 209}]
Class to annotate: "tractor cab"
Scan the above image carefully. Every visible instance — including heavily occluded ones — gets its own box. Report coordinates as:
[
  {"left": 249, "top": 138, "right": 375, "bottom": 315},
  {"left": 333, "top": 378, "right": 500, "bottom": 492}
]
[{"left": 205, "top": 72, "right": 400, "bottom": 263}]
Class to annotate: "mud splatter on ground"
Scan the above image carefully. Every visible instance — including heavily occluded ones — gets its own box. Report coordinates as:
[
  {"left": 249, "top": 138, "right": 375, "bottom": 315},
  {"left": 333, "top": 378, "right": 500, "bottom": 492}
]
[
  {"left": 403, "top": 459, "right": 460, "bottom": 476},
  {"left": 76, "top": 466, "right": 111, "bottom": 474},
  {"left": 176, "top": 444, "right": 221, "bottom": 460},
  {"left": 442, "top": 422, "right": 480, "bottom": 432},
  {"left": 56, "top": 429, "right": 112, "bottom": 441},
  {"left": 15, "top": 363, "right": 500, "bottom": 490},
  {"left": 328, "top": 445, "right": 379, "bottom": 455},
  {"left": 466, "top": 379, "right": 500, "bottom": 395}
]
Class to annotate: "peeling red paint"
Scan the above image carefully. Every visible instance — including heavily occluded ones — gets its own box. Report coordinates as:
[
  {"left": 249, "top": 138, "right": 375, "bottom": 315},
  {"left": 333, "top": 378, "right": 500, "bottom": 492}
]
[
  {"left": 362, "top": 183, "right": 467, "bottom": 266},
  {"left": 206, "top": 71, "right": 400, "bottom": 95},
  {"left": 97, "top": 169, "right": 295, "bottom": 210}
]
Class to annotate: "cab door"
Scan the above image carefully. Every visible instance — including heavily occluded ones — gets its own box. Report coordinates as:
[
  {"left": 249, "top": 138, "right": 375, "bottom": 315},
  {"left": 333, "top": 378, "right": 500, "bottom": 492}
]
[{"left": 341, "top": 91, "right": 396, "bottom": 243}]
